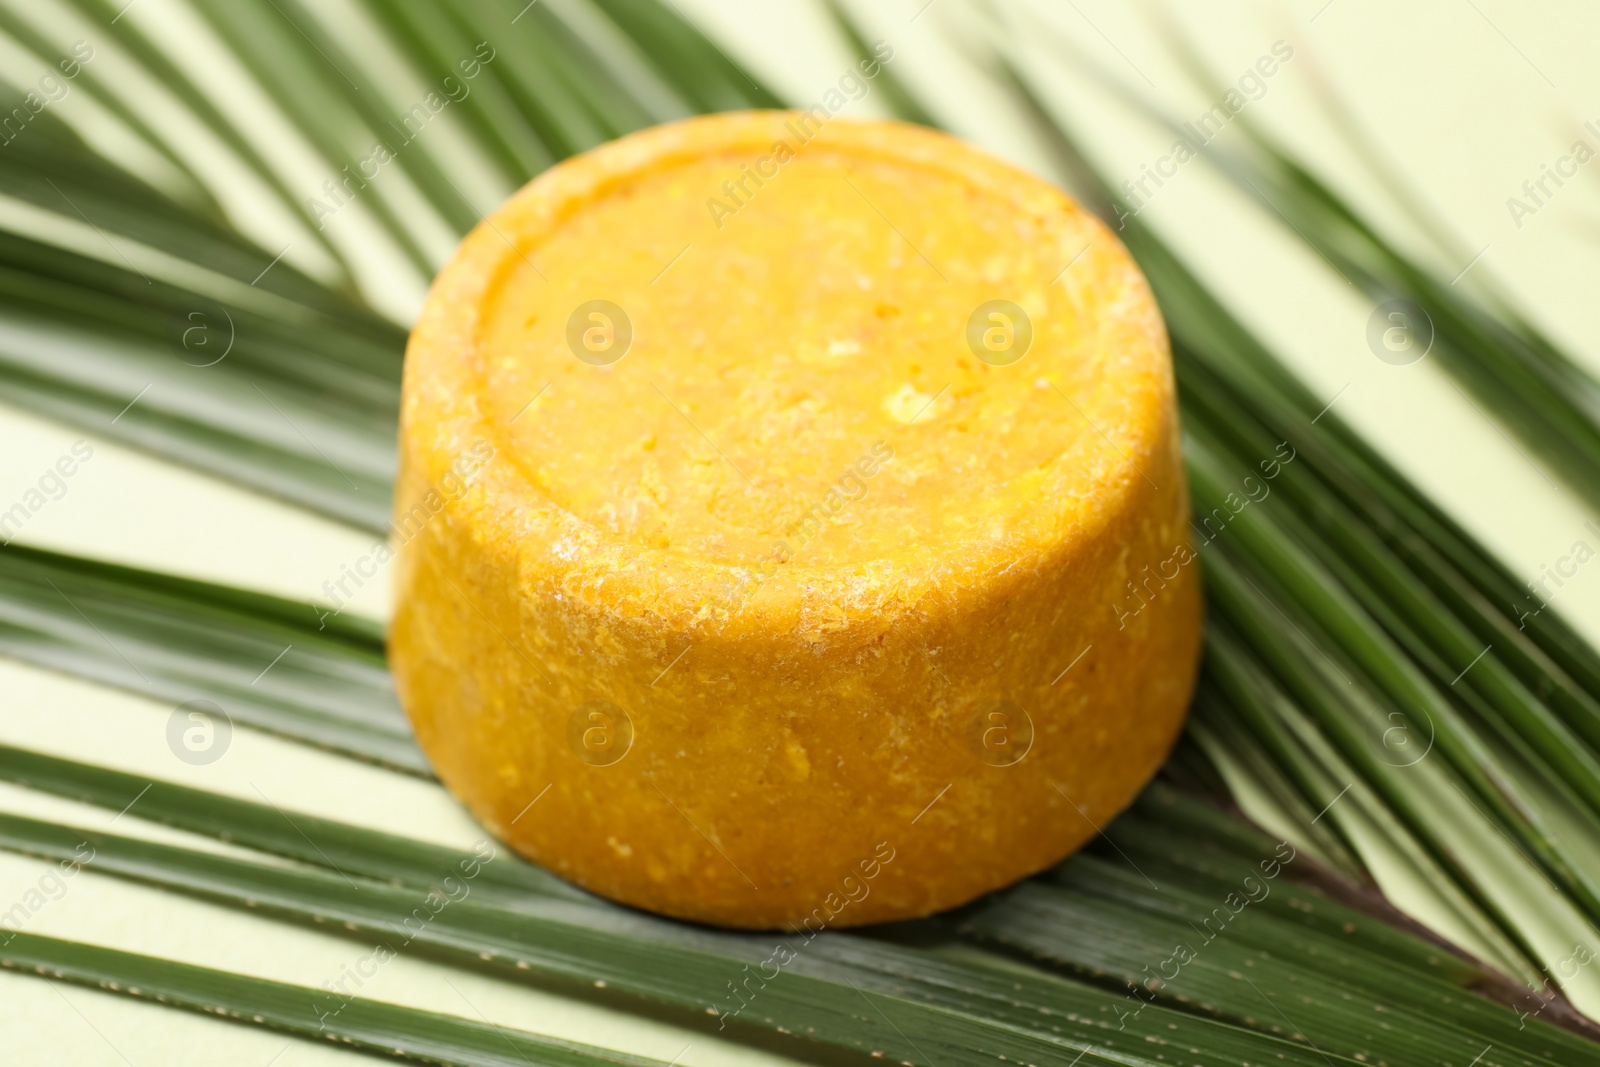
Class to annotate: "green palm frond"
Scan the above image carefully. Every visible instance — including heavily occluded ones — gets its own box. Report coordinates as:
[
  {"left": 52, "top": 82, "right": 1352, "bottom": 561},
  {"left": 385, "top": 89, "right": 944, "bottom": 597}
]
[
  {"left": 1007, "top": 8, "right": 1600, "bottom": 511},
  {"left": 0, "top": 797, "right": 1323, "bottom": 1067},
  {"left": 2, "top": 743, "right": 1595, "bottom": 1066},
  {"left": 1, "top": 0, "right": 1599, "bottom": 1060},
  {"left": 1212, "top": 127, "right": 1600, "bottom": 511},
  {"left": 0, "top": 541, "right": 420, "bottom": 772},
  {"left": 0, "top": 113, "right": 403, "bottom": 529},
  {"left": 833, "top": 3, "right": 1600, "bottom": 1007},
  {"left": 2, "top": 932, "right": 673, "bottom": 1066},
  {"left": 0, "top": 0, "right": 777, "bottom": 531},
  {"left": 0, "top": 744, "right": 572, "bottom": 902}
]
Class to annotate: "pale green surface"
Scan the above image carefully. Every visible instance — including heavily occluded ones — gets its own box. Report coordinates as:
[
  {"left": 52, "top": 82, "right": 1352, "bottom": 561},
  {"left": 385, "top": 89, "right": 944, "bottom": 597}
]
[{"left": 2, "top": 0, "right": 1599, "bottom": 1062}]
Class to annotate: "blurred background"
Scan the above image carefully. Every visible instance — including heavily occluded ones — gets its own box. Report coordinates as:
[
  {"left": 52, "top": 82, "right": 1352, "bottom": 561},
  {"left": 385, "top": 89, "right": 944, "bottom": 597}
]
[{"left": 2, "top": 0, "right": 1598, "bottom": 1061}]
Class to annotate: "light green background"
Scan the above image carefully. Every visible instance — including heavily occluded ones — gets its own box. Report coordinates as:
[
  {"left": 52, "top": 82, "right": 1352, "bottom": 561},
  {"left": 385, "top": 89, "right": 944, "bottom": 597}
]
[{"left": 1, "top": 0, "right": 1598, "bottom": 1062}]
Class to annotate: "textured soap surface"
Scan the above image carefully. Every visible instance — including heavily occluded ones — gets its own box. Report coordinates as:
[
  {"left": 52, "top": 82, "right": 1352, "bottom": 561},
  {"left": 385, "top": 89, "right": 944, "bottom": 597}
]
[{"left": 392, "top": 111, "right": 1202, "bottom": 929}]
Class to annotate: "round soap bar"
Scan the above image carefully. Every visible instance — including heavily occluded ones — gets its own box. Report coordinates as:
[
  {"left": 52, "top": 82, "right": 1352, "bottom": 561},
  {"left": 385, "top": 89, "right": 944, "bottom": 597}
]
[{"left": 392, "top": 111, "right": 1201, "bottom": 929}]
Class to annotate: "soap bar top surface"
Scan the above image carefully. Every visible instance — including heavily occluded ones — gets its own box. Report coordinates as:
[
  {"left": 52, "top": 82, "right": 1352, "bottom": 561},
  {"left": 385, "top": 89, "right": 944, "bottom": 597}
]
[{"left": 407, "top": 111, "right": 1170, "bottom": 618}]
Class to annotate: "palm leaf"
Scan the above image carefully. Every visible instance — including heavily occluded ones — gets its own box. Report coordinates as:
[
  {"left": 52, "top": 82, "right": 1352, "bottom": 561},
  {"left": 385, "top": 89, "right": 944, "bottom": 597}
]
[
  {"left": 1223, "top": 120, "right": 1600, "bottom": 511},
  {"left": 0, "top": 802, "right": 1325, "bottom": 1067},
  {"left": 833, "top": 2, "right": 1600, "bottom": 1011},
  {"left": 1012, "top": 9, "right": 1600, "bottom": 511},
  {"left": 2, "top": 0, "right": 1599, "bottom": 1058},
  {"left": 0, "top": 541, "right": 421, "bottom": 772},
  {"left": 0, "top": 0, "right": 782, "bottom": 530},
  {"left": 2, "top": 743, "right": 1595, "bottom": 1066},
  {"left": 1, "top": 931, "right": 672, "bottom": 1066},
  {"left": 0, "top": 114, "right": 403, "bottom": 529}
]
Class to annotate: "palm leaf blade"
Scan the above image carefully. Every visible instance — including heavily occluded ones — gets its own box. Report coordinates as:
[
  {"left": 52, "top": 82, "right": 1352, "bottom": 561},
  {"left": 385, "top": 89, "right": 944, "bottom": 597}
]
[
  {"left": 1, "top": 931, "right": 671, "bottom": 1066},
  {"left": 0, "top": 543, "right": 421, "bottom": 772},
  {"left": 3, "top": 0, "right": 1600, "bottom": 1059}
]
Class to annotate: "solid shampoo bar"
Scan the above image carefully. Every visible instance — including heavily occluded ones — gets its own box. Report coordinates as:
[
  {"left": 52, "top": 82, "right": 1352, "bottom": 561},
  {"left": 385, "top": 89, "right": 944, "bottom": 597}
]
[{"left": 391, "top": 111, "right": 1201, "bottom": 929}]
